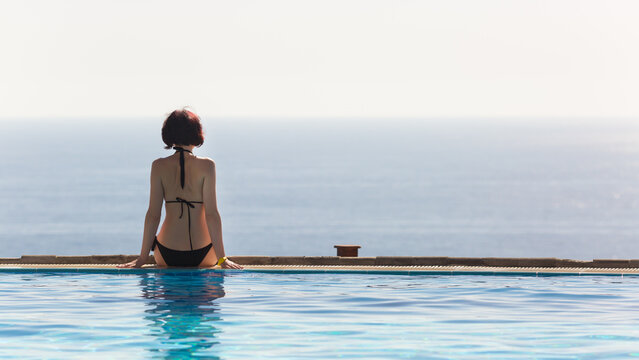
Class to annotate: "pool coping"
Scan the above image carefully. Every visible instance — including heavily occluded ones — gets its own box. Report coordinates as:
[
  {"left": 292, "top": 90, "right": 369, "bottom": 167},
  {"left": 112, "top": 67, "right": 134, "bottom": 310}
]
[
  {"left": 2, "top": 255, "right": 639, "bottom": 276},
  {"left": 3, "top": 255, "right": 639, "bottom": 267},
  {"left": 1, "top": 264, "right": 639, "bottom": 276}
]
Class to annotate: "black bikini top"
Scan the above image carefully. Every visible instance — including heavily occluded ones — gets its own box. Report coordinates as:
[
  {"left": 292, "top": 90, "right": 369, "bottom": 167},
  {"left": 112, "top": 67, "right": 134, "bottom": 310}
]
[
  {"left": 168, "top": 146, "right": 203, "bottom": 250},
  {"left": 173, "top": 146, "right": 190, "bottom": 188}
]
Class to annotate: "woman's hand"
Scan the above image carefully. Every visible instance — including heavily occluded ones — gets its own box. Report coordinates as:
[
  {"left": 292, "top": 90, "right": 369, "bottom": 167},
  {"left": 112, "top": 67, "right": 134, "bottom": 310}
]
[
  {"left": 116, "top": 257, "right": 147, "bottom": 268},
  {"left": 220, "top": 258, "right": 244, "bottom": 269}
]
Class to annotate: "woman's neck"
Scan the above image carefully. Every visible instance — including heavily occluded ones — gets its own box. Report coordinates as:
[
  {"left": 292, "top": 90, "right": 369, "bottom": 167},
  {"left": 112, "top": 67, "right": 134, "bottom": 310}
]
[{"left": 173, "top": 145, "right": 196, "bottom": 153}]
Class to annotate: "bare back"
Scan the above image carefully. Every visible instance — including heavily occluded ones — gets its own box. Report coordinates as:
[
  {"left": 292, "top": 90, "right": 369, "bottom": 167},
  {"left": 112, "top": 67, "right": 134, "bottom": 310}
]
[{"left": 154, "top": 152, "right": 215, "bottom": 252}]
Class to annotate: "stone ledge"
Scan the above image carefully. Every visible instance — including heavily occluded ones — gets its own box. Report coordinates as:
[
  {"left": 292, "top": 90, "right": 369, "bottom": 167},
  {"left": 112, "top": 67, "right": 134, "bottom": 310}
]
[
  {"left": 2, "top": 255, "right": 639, "bottom": 268},
  {"left": 15, "top": 255, "right": 154, "bottom": 264},
  {"left": 2, "top": 264, "right": 639, "bottom": 275}
]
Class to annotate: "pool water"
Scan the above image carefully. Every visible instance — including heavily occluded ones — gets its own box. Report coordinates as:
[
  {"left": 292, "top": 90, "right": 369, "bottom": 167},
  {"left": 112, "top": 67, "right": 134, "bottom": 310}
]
[{"left": 1, "top": 270, "right": 639, "bottom": 359}]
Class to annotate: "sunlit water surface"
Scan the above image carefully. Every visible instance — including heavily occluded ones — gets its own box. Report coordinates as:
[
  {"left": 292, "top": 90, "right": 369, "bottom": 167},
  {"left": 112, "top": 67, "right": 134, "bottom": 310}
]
[{"left": 1, "top": 271, "right": 639, "bottom": 359}]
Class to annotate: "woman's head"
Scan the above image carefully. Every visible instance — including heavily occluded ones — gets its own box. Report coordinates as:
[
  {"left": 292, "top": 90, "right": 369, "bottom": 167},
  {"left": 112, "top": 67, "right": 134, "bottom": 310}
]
[{"left": 161, "top": 108, "right": 205, "bottom": 149}]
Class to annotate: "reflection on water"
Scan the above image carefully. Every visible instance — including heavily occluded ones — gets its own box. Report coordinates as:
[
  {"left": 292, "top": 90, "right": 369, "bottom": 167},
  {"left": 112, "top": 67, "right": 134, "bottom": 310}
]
[{"left": 138, "top": 272, "right": 226, "bottom": 359}]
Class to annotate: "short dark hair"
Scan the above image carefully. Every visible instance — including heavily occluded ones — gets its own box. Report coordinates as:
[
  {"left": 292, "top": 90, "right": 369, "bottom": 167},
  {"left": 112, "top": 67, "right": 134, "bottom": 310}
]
[{"left": 161, "top": 108, "right": 205, "bottom": 149}]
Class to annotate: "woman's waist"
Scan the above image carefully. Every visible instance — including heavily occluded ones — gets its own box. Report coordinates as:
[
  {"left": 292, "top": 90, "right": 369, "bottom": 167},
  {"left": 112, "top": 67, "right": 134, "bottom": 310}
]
[
  {"left": 160, "top": 216, "right": 208, "bottom": 231},
  {"left": 157, "top": 225, "right": 211, "bottom": 249}
]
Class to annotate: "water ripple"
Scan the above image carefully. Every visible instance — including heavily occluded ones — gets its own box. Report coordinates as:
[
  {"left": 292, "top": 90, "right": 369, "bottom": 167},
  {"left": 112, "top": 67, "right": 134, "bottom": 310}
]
[{"left": 2, "top": 273, "right": 639, "bottom": 359}]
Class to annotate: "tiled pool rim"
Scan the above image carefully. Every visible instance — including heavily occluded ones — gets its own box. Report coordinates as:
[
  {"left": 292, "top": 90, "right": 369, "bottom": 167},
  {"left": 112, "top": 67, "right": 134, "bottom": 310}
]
[{"left": 2, "top": 255, "right": 639, "bottom": 276}]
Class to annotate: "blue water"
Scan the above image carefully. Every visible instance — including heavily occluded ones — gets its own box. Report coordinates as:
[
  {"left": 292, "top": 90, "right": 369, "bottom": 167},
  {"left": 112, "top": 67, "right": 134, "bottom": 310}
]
[
  {"left": 1, "top": 271, "right": 639, "bottom": 359},
  {"left": 1, "top": 118, "right": 639, "bottom": 259}
]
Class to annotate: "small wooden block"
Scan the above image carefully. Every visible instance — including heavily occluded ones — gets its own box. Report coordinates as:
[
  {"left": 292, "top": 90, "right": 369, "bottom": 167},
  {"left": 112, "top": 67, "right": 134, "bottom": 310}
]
[{"left": 334, "top": 245, "right": 361, "bottom": 257}]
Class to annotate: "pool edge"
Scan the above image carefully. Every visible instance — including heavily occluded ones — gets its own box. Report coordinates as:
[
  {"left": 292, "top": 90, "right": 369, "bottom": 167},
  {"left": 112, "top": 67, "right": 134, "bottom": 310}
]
[{"left": 0, "top": 264, "right": 637, "bottom": 276}]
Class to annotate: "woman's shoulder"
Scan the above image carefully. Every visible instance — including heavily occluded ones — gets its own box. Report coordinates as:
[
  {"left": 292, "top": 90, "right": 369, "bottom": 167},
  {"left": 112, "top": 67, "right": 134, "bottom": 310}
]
[
  {"left": 150, "top": 155, "right": 214, "bottom": 169},
  {"left": 194, "top": 157, "right": 216, "bottom": 175},
  {"left": 151, "top": 156, "right": 169, "bottom": 167},
  {"left": 190, "top": 155, "right": 215, "bottom": 166}
]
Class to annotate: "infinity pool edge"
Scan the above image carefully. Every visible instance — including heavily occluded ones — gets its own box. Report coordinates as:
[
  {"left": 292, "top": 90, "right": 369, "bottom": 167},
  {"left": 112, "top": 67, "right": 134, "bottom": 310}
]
[{"left": 1, "top": 264, "right": 638, "bottom": 276}]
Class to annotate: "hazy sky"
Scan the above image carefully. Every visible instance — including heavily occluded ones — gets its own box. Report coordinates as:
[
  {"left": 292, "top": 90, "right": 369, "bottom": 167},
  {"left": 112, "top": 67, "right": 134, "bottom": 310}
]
[{"left": 1, "top": 0, "right": 638, "bottom": 119}]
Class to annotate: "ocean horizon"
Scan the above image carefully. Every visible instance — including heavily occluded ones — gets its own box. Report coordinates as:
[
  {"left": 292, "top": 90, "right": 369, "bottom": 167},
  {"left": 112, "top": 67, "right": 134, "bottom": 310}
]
[{"left": 1, "top": 117, "right": 638, "bottom": 260}]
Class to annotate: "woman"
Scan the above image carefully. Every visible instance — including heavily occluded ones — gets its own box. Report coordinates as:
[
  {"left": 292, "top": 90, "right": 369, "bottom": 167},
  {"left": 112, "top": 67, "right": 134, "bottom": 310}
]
[{"left": 118, "top": 109, "right": 243, "bottom": 269}]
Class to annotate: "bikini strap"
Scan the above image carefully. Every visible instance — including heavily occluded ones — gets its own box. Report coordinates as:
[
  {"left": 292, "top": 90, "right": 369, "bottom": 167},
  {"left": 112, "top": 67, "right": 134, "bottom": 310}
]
[
  {"left": 173, "top": 146, "right": 192, "bottom": 189},
  {"left": 166, "top": 197, "right": 203, "bottom": 250}
]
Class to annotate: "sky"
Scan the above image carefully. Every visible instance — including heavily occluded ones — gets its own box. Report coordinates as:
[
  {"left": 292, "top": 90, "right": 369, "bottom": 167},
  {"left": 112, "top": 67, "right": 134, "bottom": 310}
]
[{"left": 1, "top": 0, "right": 639, "bottom": 119}]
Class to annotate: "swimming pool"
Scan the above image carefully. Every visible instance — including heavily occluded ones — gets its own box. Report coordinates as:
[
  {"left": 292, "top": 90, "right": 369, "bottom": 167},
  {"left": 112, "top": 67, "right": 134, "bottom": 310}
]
[{"left": 1, "top": 269, "right": 638, "bottom": 359}]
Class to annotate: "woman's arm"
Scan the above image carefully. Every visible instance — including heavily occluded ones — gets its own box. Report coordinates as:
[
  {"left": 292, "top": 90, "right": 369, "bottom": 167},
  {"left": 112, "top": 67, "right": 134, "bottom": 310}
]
[
  {"left": 202, "top": 159, "right": 225, "bottom": 259},
  {"left": 202, "top": 159, "right": 243, "bottom": 269},
  {"left": 118, "top": 160, "right": 163, "bottom": 268}
]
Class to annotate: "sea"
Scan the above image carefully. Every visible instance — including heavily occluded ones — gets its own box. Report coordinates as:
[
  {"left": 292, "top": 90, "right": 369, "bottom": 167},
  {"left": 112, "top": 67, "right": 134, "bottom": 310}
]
[{"left": 1, "top": 118, "right": 638, "bottom": 260}]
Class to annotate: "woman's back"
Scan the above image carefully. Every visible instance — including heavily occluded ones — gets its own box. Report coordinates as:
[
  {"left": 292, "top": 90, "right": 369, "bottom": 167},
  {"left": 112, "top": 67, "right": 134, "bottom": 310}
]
[{"left": 156, "top": 151, "right": 214, "bottom": 252}]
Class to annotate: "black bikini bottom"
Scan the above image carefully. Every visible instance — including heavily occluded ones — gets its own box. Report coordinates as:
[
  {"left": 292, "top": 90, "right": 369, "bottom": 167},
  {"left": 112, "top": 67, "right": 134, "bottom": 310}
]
[{"left": 153, "top": 236, "right": 213, "bottom": 267}]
